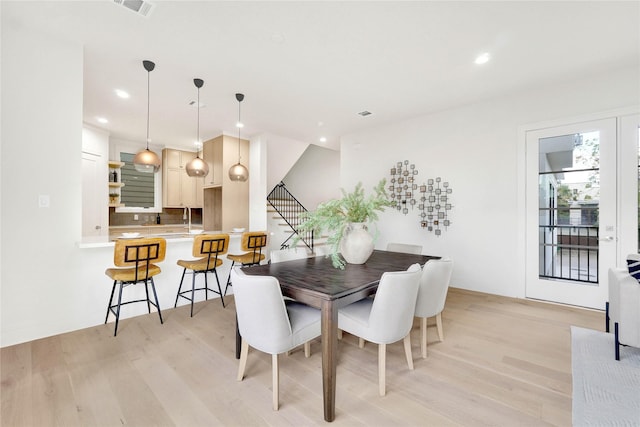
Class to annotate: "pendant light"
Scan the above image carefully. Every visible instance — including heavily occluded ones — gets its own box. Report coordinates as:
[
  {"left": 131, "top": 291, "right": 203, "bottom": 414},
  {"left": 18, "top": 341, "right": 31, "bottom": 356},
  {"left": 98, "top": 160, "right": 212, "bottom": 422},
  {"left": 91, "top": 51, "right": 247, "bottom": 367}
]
[
  {"left": 133, "top": 60, "right": 161, "bottom": 173},
  {"left": 185, "top": 78, "right": 209, "bottom": 177},
  {"left": 228, "top": 93, "right": 249, "bottom": 182}
]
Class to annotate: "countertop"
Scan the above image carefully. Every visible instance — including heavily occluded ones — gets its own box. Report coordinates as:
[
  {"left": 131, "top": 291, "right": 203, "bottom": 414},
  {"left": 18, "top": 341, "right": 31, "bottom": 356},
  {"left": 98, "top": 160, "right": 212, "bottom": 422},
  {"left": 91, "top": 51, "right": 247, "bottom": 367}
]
[{"left": 78, "top": 229, "right": 242, "bottom": 249}]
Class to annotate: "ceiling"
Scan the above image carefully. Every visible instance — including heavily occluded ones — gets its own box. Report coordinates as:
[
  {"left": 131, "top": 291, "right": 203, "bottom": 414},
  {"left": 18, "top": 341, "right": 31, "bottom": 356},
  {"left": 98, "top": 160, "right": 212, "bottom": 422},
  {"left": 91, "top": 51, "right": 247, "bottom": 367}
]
[{"left": 3, "top": 1, "right": 638, "bottom": 151}]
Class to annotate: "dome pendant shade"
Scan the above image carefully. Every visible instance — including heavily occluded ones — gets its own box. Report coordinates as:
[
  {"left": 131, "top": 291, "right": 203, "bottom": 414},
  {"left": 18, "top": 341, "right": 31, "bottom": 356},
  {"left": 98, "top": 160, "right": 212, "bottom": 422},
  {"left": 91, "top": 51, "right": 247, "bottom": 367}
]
[
  {"left": 134, "top": 60, "right": 161, "bottom": 173},
  {"left": 229, "top": 162, "right": 249, "bottom": 182},
  {"left": 133, "top": 148, "right": 161, "bottom": 173},
  {"left": 228, "top": 92, "right": 249, "bottom": 182},
  {"left": 186, "top": 156, "right": 209, "bottom": 177},
  {"left": 186, "top": 77, "right": 209, "bottom": 178}
]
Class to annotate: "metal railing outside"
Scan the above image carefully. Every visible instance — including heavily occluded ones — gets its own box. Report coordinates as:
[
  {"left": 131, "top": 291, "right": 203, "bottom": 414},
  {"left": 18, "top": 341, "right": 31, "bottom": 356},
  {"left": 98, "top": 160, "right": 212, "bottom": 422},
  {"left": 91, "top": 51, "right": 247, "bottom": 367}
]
[{"left": 539, "top": 224, "right": 599, "bottom": 283}]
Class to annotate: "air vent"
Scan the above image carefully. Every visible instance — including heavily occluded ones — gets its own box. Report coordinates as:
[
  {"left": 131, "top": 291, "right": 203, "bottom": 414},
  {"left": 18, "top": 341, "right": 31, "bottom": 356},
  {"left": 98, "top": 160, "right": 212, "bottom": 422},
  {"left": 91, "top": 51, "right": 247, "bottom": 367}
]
[
  {"left": 358, "top": 111, "right": 372, "bottom": 117},
  {"left": 113, "top": 0, "right": 155, "bottom": 17}
]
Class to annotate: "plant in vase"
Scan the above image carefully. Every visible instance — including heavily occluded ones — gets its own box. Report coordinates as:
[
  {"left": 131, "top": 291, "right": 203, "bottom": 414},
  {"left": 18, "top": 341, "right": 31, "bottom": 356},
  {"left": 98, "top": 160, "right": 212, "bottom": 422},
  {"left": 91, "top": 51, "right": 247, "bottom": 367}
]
[{"left": 293, "top": 179, "right": 394, "bottom": 269}]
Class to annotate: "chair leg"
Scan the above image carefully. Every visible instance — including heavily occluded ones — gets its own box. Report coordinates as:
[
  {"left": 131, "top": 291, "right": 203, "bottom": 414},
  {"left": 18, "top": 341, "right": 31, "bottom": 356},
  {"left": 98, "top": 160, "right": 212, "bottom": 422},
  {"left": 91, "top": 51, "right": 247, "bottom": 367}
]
[
  {"left": 436, "top": 312, "right": 444, "bottom": 342},
  {"left": 615, "top": 322, "right": 620, "bottom": 361},
  {"left": 403, "top": 334, "right": 414, "bottom": 370},
  {"left": 304, "top": 341, "right": 311, "bottom": 358},
  {"left": 190, "top": 270, "right": 197, "bottom": 317},
  {"left": 174, "top": 268, "right": 187, "bottom": 308},
  {"left": 237, "top": 340, "right": 249, "bottom": 381},
  {"left": 605, "top": 301, "right": 610, "bottom": 333},
  {"left": 272, "top": 353, "right": 279, "bottom": 410},
  {"left": 224, "top": 261, "right": 236, "bottom": 296},
  {"left": 421, "top": 317, "right": 428, "bottom": 358},
  {"left": 378, "top": 343, "right": 386, "bottom": 396},
  {"left": 149, "top": 278, "right": 163, "bottom": 325},
  {"left": 144, "top": 279, "right": 152, "bottom": 314},
  {"left": 204, "top": 270, "right": 209, "bottom": 301},
  {"left": 105, "top": 280, "right": 117, "bottom": 324},
  {"left": 113, "top": 282, "right": 124, "bottom": 336},
  {"left": 213, "top": 268, "right": 225, "bottom": 308}
]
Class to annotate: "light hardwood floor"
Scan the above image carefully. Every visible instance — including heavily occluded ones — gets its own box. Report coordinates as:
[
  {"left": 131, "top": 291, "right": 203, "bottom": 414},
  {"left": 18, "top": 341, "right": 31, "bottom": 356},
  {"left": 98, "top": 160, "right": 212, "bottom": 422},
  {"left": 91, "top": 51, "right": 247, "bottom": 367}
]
[{"left": 1, "top": 288, "right": 603, "bottom": 426}]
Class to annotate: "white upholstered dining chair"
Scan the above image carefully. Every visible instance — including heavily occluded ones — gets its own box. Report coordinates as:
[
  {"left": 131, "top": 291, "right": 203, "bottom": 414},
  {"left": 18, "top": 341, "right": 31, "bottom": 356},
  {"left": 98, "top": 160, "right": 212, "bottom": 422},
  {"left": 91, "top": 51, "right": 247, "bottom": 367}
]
[
  {"left": 414, "top": 258, "right": 453, "bottom": 358},
  {"left": 338, "top": 263, "right": 422, "bottom": 396},
  {"left": 232, "top": 268, "right": 321, "bottom": 410},
  {"left": 386, "top": 242, "right": 423, "bottom": 255}
]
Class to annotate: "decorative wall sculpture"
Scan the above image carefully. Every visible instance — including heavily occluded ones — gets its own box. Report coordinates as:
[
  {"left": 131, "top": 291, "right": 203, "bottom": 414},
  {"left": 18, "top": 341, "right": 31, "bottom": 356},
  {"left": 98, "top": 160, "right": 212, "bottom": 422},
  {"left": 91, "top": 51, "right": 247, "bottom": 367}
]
[
  {"left": 417, "top": 177, "right": 453, "bottom": 236},
  {"left": 389, "top": 160, "right": 418, "bottom": 215}
]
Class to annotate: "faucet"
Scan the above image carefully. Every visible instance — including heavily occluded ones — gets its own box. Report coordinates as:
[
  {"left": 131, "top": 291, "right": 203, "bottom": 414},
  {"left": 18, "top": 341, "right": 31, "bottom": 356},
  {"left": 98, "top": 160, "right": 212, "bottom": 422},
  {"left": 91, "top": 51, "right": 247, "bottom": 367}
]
[{"left": 183, "top": 207, "right": 192, "bottom": 232}]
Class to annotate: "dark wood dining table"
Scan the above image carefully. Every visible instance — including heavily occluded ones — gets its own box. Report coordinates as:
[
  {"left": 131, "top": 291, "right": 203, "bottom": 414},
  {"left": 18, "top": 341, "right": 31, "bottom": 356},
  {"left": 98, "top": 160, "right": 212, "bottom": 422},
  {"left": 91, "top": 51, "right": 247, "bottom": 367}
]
[{"left": 240, "top": 249, "right": 439, "bottom": 422}]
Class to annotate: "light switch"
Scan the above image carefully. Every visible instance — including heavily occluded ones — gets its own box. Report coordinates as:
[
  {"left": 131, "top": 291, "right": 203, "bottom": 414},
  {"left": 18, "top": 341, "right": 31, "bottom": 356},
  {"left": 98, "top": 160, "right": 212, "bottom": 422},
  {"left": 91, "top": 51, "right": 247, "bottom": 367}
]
[
  {"left": 134, "top": 214, "right": 139, "bottom": 221},
  {"left": 38, "top": 195, "right": 50, "bottom": 208}
]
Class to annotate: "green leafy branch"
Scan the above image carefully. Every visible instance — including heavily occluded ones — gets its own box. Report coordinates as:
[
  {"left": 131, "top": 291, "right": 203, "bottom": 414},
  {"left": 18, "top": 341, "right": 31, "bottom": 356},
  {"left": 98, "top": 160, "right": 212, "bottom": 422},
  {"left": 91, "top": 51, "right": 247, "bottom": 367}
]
[{"left": 293, "top": 179, "right": 394, "bottom": 268}]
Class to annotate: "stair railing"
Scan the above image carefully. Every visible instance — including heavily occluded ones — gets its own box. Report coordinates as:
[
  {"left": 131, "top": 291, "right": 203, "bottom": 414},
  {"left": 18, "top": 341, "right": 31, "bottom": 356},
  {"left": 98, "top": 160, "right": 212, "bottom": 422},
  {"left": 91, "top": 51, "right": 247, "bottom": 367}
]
[{"left": 267, "top": 182, "right": 314, "bottom": 251}]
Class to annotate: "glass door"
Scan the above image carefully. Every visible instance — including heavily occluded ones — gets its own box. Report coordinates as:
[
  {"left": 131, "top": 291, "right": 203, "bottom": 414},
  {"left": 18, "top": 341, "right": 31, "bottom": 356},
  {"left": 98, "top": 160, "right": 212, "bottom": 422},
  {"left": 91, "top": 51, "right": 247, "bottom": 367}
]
[{"left": 525, "top": 118, "right": 617, "bottom": 309}]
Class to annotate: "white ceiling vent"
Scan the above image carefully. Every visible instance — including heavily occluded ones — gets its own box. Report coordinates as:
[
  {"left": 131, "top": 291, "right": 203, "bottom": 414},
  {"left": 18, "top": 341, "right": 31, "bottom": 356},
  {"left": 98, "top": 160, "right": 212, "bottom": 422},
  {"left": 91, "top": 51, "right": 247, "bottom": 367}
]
[
  {"left": 358, "top": 111, "right": 372, "bottom": 117},
  {"left": 113, "top": 0, "right": 155, "bottom": 17}
]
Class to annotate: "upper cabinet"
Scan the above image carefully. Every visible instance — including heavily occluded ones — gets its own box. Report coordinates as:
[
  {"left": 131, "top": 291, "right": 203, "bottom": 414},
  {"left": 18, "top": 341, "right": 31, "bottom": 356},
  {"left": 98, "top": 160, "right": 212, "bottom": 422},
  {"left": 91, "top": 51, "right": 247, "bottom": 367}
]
[
  {"left": 201, "top": 135, "right": 249, "bottom": 231},
  {"left": 162, "top": 149, "right": 203, "bottom": 208},
  {"left": 203, "top": 138, "right": 223, "bottom": 187}
]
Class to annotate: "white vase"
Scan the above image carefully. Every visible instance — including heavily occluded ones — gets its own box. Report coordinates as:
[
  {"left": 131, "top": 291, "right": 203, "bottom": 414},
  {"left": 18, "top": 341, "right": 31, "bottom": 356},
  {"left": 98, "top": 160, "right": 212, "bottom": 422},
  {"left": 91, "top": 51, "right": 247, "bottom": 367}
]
[{"left": 340, "top": 222, "right": 374, "bottom": 265}]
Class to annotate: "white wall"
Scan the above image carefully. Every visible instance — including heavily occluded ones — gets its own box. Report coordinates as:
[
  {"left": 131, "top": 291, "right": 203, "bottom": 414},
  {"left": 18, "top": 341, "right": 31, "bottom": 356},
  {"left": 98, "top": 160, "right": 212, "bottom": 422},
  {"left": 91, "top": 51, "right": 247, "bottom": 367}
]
[
  {"left": 282, "top": 144, "right": 341, "bottom": 210},
  {"left": 341, "top": 65, "right": 639, "bottom": 298},
  {"left": 1, "top": 22, "right": 85, "bottom": 346}
]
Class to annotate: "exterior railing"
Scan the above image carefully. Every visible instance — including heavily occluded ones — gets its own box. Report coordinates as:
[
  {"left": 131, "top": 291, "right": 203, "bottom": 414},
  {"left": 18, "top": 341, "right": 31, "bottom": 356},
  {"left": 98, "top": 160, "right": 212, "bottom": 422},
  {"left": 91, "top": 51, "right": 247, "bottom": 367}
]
[
  {"left": 539, "top": 224, "right": 599, "bottom": 283},
  {"left": 267, "top": 182, "right": 314, "bottom": 251}
]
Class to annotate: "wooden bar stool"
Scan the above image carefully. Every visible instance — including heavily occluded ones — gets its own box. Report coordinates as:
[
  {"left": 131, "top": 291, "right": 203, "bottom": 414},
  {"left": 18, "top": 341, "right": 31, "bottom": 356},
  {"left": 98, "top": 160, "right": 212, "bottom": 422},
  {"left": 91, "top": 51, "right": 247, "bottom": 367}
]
[
  {"left": 104, "top": 237, "right": 167, "bottom": 336},
  {"left": 224, "top": 231, "right": 268, "bottom": 296},
  {"left": 175, "top": 233, "right": 230, "bottom": 316}
]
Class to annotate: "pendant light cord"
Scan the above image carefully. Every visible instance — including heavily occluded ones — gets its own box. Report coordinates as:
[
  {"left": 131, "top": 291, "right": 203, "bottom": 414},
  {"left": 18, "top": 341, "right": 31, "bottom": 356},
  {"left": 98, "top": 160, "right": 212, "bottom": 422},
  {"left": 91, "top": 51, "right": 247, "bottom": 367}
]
[
  {"left": 237, "top": 99, "right": 242, "bottom": 162},
  {"left": 197, "top": 85, "right": 200, "bottom": 156},
  {"left": 146, "top": 68, "right": 150, "bottom": 149}
]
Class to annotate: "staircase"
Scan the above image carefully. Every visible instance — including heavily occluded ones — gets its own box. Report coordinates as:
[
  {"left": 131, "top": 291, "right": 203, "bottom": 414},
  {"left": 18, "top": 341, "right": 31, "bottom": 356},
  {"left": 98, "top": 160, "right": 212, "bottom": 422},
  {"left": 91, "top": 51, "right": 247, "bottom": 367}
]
[{"left": 267, "top": 182, "right": 330, "bottom": 253}]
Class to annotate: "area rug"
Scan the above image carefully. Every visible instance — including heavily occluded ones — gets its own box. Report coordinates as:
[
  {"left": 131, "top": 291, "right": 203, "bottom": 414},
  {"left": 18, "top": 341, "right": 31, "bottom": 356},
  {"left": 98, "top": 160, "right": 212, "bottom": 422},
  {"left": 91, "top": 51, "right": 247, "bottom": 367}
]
[{"left": 572, "top": 326, "right": 640, "bottom": 426}]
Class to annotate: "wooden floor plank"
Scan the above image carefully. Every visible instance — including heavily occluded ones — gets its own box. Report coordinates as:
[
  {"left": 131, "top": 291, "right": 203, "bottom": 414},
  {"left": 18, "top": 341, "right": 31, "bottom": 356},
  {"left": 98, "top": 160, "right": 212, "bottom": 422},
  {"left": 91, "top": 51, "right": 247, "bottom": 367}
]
[{"left": 1, "top": 288, "right": 603, "bottom": 426}]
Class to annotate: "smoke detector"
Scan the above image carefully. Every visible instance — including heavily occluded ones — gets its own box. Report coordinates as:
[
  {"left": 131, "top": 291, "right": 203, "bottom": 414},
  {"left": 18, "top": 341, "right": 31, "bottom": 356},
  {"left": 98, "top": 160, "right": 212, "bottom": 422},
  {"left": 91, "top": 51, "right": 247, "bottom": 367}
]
[{"left": 113, "top": 0, "right": 155, "bottom": 17}]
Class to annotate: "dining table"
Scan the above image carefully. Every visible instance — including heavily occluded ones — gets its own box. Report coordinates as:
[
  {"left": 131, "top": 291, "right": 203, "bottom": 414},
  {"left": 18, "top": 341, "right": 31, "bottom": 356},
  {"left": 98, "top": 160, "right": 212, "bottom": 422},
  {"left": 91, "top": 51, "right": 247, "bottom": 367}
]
[{"left": 240, "top": 249, "right": 439, "bottom": 422}]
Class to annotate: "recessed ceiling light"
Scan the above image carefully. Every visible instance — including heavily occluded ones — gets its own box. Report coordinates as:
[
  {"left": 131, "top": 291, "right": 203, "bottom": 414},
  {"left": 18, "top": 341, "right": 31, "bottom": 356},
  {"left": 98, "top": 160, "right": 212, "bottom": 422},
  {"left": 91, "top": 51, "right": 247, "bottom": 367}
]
[
  {"left": 319, "top": 137, "right": 327, "bottom": 143},
  {"left": 236, "top": 121, "right": 244, "bottom": 128},
  {"left": 115, "top": 89, "right": 130, "bottom": 99},
  {"left": 474, "top": 52, "right": 490, "bottom": 65},
  {"left": 97, "top": 117, "right": 108, "bottom": 124}
]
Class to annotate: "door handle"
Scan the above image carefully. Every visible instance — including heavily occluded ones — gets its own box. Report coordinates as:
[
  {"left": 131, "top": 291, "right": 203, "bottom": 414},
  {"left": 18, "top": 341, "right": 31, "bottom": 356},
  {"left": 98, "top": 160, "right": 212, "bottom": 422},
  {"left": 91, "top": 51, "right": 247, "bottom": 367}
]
[{"left": 599, "top": 236, "right": 614, "bottom": 242}]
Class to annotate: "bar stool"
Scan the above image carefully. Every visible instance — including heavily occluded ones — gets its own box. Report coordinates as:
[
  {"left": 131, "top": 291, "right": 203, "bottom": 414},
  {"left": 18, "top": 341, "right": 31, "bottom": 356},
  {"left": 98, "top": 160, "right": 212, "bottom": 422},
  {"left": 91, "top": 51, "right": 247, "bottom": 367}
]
[
  {"left": 224, "top": 231, "right": 268, "bottom": 296},
  {"left": 175, "top": 233, "right": 230, "bottom": 316},
  {"left": 104, "top": 237, "right": 167, "bottom": 336}
]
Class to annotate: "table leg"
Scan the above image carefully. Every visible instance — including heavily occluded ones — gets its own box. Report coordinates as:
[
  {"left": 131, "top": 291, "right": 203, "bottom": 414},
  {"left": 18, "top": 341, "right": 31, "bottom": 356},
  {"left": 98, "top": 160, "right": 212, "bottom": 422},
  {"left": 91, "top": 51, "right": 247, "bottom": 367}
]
[{"left": 321, "top": 299, "right": 337, "bottom": 422}]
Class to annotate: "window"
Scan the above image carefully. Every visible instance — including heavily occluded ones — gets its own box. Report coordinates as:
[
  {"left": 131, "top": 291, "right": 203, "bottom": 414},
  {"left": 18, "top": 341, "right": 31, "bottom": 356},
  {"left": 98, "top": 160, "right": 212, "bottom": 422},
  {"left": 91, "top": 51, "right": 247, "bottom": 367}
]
[{"left": 114, "top": 144, "right": 162, "bottom": 213}]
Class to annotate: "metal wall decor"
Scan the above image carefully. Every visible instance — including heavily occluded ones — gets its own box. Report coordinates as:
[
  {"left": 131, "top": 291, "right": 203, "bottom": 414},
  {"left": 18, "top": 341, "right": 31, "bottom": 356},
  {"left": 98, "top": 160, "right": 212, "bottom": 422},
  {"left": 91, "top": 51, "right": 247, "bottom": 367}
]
[
  {"left": 418, "top": 177, "right": 453, "bottom": 236},
  {"left": 389, "top": 160, "right": 418, "bottom": 215}
]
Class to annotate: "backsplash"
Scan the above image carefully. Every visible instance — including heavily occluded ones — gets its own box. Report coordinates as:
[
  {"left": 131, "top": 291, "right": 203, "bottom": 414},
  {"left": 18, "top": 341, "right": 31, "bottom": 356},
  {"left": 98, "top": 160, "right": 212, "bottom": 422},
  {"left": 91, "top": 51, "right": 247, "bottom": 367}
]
[{"left": 109, "top": 207, "right": 203, "bottom": 226}]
